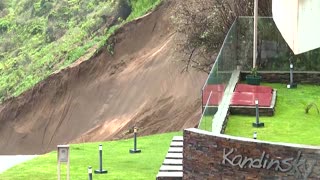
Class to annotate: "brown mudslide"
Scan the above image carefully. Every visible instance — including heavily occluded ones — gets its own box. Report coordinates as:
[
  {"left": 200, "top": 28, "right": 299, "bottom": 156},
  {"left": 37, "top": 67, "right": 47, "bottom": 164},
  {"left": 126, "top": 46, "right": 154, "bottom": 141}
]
[{"left": 0, "top": 1, "right": 206, "bottom": 155}]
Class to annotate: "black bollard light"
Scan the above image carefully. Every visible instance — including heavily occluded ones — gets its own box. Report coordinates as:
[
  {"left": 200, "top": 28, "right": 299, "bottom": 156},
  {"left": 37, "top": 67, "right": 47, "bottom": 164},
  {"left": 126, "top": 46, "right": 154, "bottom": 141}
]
[
  {"left": 252, "top": 99, "right": 264, "bottom": 127},
  {"left": 88, "top": 166, "right": 93, "bottom": 180},
  {"left": 253, "top": 132, "right": 257, "bottom": 139},
  {"left": 130, "top": 127, "right": 141, "bottom": 153},
  {"left": 287, "top": 62, "right": 297, "bottom": 88},
  {"left": 94, "top": 144, "right": 108, "bottom": 174}
]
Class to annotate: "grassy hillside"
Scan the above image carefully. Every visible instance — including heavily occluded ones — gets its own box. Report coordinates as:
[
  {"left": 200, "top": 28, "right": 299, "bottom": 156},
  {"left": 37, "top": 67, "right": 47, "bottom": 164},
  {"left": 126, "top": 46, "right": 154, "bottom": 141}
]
[
  {"left": 0, "top": 0, "right": 161, "bottom": 102},
  {"left": 0, "top": 131, "right": 181, "bottom": 180}
]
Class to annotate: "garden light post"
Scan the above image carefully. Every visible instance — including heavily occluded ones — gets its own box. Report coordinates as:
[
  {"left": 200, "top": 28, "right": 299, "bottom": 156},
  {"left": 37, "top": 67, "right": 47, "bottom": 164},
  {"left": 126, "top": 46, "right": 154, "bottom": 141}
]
[
  {"left": 88, "top": 166, "right": 93, "bottom": 180},
  {"left": 290, "top": 63, "right": 293, "bottom": 84},
  {"left": 253, "top": 132, "right": 257, "bottom": 139},
  {"left": 287, "top": 62, "right": 297, "bottom": 88},
  {"left": 252, "top": 99, "right": 264, "bottom": 127},
  {"left": 130, "top": 127, "right": 141, "bottom": 153},
  {"left": 94, "top": 144, "right": 107, "bottom": 174}
]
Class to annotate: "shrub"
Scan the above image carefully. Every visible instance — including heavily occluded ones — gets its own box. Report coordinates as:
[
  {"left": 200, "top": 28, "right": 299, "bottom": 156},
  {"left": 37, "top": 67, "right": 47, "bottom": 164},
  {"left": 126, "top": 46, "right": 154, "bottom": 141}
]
[
  {"left": 0, "top": 19, "right": 10, "bottom": 33},
  {"left": 305, "top": 103, "right": 320, "bottom": 114}
]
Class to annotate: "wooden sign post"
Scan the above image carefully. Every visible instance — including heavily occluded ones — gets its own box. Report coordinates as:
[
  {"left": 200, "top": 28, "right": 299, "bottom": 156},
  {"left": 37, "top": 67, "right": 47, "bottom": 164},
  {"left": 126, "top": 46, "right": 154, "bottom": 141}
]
[{"left": 57, "top": 145, "right": 70, "bottom": 180}]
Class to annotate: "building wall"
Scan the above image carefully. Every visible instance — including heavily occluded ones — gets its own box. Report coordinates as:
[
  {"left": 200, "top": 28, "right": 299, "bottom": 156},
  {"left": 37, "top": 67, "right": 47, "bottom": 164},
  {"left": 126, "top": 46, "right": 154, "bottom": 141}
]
[
  {"left": 272, "top": 0, "right": 320, "bottom": 54},
  {"left": 183, "top": 128, "right": 320, "bottom": 179},
  {"left": 272, "top": 0, "right": 298, "bottom": 54},
  {"left": 297, "top": 0, "right": 320, "bottom": 54}
]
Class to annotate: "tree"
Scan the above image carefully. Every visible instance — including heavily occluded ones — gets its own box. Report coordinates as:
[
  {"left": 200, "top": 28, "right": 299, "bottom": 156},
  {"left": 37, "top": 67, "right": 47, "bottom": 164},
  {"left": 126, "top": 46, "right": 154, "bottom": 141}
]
[{"left": 173, "top": 0, "right": 271, "bottom": 73}]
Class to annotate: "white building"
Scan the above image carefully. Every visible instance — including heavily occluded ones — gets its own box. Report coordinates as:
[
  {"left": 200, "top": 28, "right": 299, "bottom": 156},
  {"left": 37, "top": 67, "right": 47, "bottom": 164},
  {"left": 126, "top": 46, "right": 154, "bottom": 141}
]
[{"left": 272, "top": 0, "right": 320, "bottom": 54}]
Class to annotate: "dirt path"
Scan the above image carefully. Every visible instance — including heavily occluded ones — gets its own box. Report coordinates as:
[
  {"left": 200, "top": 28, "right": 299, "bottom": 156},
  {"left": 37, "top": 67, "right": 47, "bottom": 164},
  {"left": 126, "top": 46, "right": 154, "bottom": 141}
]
[{"left": 0, "top": 1, "right": 207, "bottom": 154}]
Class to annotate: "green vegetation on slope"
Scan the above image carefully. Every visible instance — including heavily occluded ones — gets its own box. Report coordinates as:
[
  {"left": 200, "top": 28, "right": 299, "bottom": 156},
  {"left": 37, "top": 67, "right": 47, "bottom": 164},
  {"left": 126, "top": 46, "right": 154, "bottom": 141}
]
[
  {"left": 0, "top": 0, "right": 162, "bottom": 102},
  {"left": 225, "top": 83, "right": 320, "bottom": 145},
  {"left": 0, "top": 131, "right": 181, "bottom": 180}
]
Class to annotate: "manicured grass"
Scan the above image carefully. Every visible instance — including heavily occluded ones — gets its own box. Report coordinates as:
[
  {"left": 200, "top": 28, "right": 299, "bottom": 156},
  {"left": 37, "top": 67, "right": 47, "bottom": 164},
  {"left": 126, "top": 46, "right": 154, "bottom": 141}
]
[
  {"left": 225, "top": 83, "right": 320, "bottom": 145},
  {"left": 0, "top": 131, "right": 181, "bottom": 180},
  {"left": 199, "top": 115, "right": 213, "bottom": 131},
  {"left": 199, "top": 107, "right": 218, "bottom": 131}
]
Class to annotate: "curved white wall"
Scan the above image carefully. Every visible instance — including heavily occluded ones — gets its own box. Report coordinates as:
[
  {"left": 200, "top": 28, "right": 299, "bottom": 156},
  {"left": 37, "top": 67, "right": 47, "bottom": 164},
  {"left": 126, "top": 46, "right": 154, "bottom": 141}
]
[{"left": 273, "top": 0, "right": 320, "bottom": 54}]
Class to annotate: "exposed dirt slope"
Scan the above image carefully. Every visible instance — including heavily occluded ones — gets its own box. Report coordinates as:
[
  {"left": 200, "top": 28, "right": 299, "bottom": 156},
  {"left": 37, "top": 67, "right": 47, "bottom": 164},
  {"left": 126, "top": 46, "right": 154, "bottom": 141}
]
[{"left": 0, "top": 1, "right": 207, "bottom": 155}]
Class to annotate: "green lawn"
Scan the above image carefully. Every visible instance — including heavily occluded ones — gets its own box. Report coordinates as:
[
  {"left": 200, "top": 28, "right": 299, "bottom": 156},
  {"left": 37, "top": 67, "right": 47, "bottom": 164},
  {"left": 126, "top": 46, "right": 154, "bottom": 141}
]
[
  {"left": 0, "top": 131, "right": 181, "bottom": 180},
  {"left": 225, "top": 83, "right": 320, "bottom": 145},
  {"left": 198, "top": 115, "right": 213, "bottom": 131},
  {"left": 198, "top": 107, "right": 218, "bottom": 131}
]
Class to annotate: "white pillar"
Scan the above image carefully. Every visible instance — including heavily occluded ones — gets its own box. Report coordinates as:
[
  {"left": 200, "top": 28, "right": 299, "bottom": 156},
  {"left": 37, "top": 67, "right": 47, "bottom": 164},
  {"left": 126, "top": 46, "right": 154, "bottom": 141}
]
[{"left": 253, "top": 0, "right": 258, "bottom": 68}]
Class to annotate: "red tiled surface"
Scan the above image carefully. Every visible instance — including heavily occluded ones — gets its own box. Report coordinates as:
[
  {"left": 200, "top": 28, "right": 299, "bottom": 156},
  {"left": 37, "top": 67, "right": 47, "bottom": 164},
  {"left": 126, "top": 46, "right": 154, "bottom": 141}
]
[
  {"left": 202, "top": 84, "right": 226, "bottom": 106},
  {"left": 231, "top": 84, "right": 273, "bottom": 107},
  {"left": 234, "top": 84, "right": 273, "bottom": 93}
]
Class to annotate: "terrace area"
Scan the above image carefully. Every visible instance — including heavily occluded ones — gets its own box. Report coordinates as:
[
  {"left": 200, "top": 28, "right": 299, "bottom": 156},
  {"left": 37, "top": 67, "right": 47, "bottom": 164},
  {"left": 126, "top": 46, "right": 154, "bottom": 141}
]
[
  {"left": 158, "top": 15, "right": 320, "bottom": 180},
  {"left": 199, "top": 16, "right": 320, "bottom": 145}
]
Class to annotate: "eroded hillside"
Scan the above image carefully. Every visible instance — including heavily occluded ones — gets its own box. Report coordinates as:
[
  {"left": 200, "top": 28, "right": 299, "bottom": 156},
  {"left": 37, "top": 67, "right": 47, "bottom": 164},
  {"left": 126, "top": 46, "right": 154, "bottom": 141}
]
[{"left": 0, "top": 1, "right": 207, "bottom": 154}]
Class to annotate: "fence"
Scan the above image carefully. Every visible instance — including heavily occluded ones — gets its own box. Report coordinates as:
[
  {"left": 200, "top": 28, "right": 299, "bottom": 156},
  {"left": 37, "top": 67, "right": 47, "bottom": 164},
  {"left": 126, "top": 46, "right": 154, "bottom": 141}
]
[
  {"left": 198, "top": 16, "right": 320, "bottom": 131},
  {"left": 199, "top": 18, "right": 238, "bottom": 131}
]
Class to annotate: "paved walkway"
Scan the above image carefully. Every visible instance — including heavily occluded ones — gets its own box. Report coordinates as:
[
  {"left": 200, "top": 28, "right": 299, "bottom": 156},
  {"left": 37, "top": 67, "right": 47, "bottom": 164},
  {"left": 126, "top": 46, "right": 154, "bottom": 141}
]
[{"left": 0, "top": 155, "right": 38, "bottom": 173}]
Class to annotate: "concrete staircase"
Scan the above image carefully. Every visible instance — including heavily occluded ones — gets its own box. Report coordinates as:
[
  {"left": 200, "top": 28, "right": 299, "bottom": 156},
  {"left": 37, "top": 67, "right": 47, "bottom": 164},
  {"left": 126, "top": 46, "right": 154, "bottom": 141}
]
[{"left": 156, "top": 136, "right": 183, "bottom": 180}]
